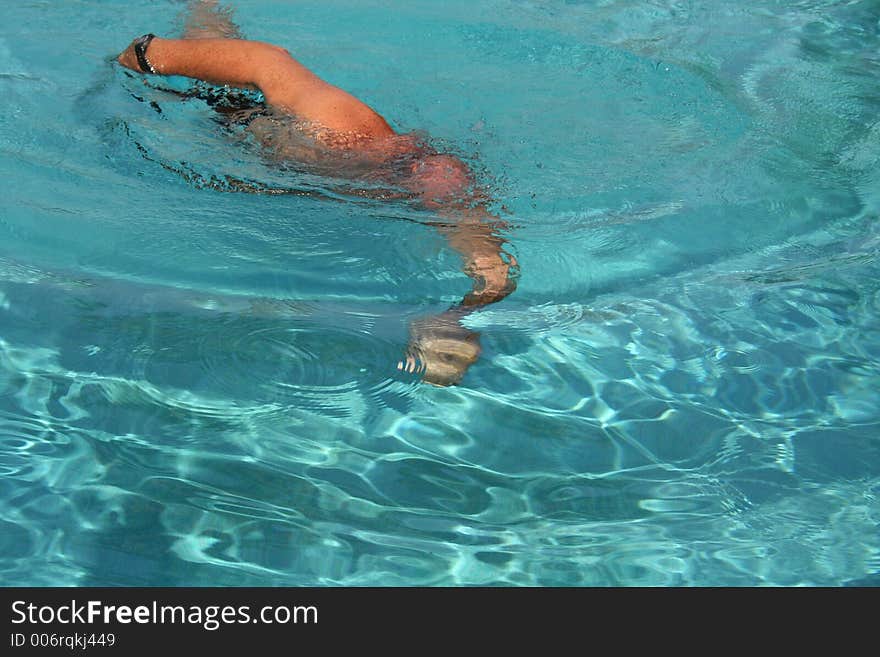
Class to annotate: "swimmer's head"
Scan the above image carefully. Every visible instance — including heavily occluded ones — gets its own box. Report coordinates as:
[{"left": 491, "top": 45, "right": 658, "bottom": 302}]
[
  {"left": 407, "top": 154, "right": 473, "bottom": 208},
  {"left": 417, "top": 334, "right": 481, "bottom": 386},
  {"left": 401, "top": 315, "right": 482, "bottom": 386}
]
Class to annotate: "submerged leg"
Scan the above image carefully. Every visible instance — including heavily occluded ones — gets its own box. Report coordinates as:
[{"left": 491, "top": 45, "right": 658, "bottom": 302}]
[{"left": 182, "top": 0, "right": 242, "bottom": 40}]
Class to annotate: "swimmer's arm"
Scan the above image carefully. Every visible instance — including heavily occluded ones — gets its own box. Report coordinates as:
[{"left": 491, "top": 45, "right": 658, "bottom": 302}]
[
  {"left": 406, "top": 161, "right": 517, "bottom": 308},
  {"left": 118, "top": 37, "right": 294, "bottom": 91},
  {"left": 438, "top": 209, "right": 518, "bottom": 308},
  {"left": 117, "top": 37, "right": 394, "bottom": 136},
  {"left": 401, "top": 208, "right": 517, "bottom": 385}
]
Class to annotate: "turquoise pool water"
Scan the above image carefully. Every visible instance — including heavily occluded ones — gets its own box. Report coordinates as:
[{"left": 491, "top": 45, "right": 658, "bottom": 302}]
[{"left": 1, "top": 0, "right": 879, "bottom": 586}]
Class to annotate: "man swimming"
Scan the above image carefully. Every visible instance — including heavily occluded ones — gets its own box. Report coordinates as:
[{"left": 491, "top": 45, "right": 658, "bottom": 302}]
[{"left": 116, "top": 0, "right": 518, "bottom": 386}]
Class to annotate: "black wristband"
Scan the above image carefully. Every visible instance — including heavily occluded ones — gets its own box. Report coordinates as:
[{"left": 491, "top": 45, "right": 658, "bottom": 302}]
[{"left": 133, "top": 33, "right": 158, "bottom": 74}]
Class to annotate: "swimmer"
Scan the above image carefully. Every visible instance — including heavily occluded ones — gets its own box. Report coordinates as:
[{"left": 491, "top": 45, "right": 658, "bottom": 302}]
[{"left": 116, "top": 0, "right": 518, "bottom": 385}]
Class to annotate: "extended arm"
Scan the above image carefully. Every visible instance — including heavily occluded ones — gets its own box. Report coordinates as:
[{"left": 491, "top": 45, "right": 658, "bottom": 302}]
[{"left": 117, "top": 37, "right": 395, "bottom": 138}]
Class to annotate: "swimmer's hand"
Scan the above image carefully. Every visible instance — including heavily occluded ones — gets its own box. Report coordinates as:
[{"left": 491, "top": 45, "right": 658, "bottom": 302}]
[
  {"left": 460, "top": 251, "right": 518, "bottom": 308},
  {"left": 399, "top": 313, "right": 481, "bottom": 387},
  {"left": 116, "top": 39, "right": 141, "bottom": 72},
  {"left": 116, "top": 36, "right": 165, "bottom": 73}
]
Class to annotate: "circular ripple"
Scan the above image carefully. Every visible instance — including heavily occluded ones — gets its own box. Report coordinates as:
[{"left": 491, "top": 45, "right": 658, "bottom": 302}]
[{"left": 182, "top": 311, "right": 421, "bottom": 417}]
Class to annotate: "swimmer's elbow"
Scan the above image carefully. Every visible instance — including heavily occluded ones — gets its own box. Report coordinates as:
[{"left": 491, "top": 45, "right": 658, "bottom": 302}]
[{"left": 251, "top": 42, "right": 316, "bottom": 105}]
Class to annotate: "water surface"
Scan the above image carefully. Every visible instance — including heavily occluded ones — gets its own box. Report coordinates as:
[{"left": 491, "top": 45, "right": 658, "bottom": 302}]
[{"left": 1, "top": 0, "right": 879, "bottom": 586}]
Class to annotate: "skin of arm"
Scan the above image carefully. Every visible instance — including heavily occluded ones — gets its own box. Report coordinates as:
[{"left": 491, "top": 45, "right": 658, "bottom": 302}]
[{"left": 118, "top": 37, "right": 395, "bottom": 137}]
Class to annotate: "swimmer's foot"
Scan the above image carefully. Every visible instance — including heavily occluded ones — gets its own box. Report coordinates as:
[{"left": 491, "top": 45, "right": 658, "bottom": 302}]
[{"left": 398, "top": 313, "right": 482, "bottom": 386}]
